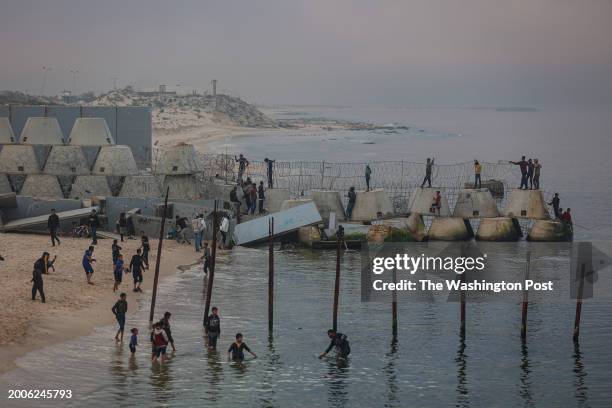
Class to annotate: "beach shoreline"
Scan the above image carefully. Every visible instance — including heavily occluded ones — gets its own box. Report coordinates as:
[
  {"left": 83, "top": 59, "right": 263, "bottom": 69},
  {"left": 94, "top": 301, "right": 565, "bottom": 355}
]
[{"left": 0, "top": 232, "right": 201, "bottom": 375}]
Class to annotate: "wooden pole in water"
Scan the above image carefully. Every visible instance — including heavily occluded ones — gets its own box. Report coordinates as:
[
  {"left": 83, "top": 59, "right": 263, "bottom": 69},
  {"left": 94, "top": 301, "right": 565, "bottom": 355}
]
[
  {"left": 268, "top": 218, "right": 274, "bottom": 333},
  {"left": 392, "top": 268, "right": 398, "bottom": 339},
  {"left": 521, "top": 252, "right": 531, "bottom": 340},
  {"left": 573, "top": 263, "right": 586, "bottom": 341},
  {"left": 203, "top": 200, "right": 219, "bottom": 328},
  {"left": 332, "top": 236, "right": 342, "bottom": 331},
  {"left": 149, "top": 187, "right": 169, "bottom": 324}
]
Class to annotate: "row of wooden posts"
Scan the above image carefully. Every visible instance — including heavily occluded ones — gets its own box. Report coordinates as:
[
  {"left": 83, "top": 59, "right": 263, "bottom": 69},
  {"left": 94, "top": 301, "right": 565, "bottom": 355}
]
[{"left": 147, "top": 190, "right": 588, "bottom": 343}]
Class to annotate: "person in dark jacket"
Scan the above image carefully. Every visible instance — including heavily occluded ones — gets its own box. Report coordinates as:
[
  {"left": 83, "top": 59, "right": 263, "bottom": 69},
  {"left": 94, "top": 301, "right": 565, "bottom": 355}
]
[
  {"left": 264, "top": 158, "right": 275, "bottom": 188},
  {"left": 206, "top": 306, "right": 221, "bottom": 349},
  {"left": 129, "top": 248, "right": 147, "bottom": 293},
  {"left": 548, "top": 193, "right": 561, "bottom": 219},
  {"left": 111, "top": 293, "right": 128, "bottom": 342},
  {"left": 47, "top": 209, "right": 60, "bottom": 247},
  {"left": 88, "top": 209, "right": 100, "bottom": 245},
  {"left": 420, "top": 158, "right": 435, "bottom": 188},
  {"left": 510, "top": 156, "right": 529, "bottom": 190},
  {"left": 117, "top": 212, "right": 128, "bottom": 242},
  {"left": 32, "top": 252, "right": 48, "bottom": 303},
  {"left": 258, "top": 181, "right": 266, "bottom": 214},
  {"left": 160, "top": 311, "right": 176, "bottom": 351},
  {"left": 319, "top": 329, "right": 351, "bottom": 359},
  {"left": 346, "top": 187, "right": 357, "bottom": 220}
]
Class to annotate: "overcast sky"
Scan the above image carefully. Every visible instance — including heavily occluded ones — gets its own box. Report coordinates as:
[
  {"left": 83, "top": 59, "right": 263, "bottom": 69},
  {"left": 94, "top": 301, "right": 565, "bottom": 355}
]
[{"left": 1, "top": 0, "right": 611, "bottom": 107}]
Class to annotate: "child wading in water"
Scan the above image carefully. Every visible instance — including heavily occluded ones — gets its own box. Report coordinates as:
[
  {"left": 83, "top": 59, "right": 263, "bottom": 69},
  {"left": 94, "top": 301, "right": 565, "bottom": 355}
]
[
  {"left": 228, "top": 333, "right": 257, "bottom": 362},
  {"left": 151, "top": 322, "right": 169, "bottom": 364},
  {"left": 129, "top": 328, "right": 138, "bottom": 354}
]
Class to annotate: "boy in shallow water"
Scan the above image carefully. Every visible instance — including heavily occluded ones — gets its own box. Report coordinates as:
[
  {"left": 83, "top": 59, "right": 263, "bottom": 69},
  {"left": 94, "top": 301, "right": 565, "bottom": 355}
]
[
  {"left": 228, "top": 333, "right": 257, "bottom": 362},
  {"left": 129, "top": 328, "right": 138, "bottom": 354}
]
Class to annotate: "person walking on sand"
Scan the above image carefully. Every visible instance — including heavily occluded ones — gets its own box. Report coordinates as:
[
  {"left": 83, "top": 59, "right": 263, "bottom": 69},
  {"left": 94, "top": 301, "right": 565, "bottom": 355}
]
[
  {"left": 264, "top": 158, "right": 276, "bottom": 188},
  {"left": 228, "top": 333, "right": 257, "bottom": 362},
  {"left": 47, "top": 208, "right": 60, "bottom": 247},
  {"left": 111, "top": 293, "right": 128, "bottom": 342},
  {"left": 160, "top": 311, "right": 176, "bottom": 352},
  {"left": 82, "top": 245, "right": 96, "bottom": 285},
  {"left": 510, "top": 156, "right": 529, "bottom": 189},
  {"left": 129, "top": 248, "right": 147, "bottom": 293},
  {"left": 474, "top": 160, "right": 482, "bottom": 189},
  {"left": 140, "top": 235, "right": 151, "bottom": 265},
  {"left": 420, "top": 157, "right": 435, "bottom": 188},
  {"left": 548, "top": 193, "right": 561, "bottom": 219},
  {"left": 365, "top": 164, "right": 372, "bottom": 191},
  {"left": 235, "top": 154, "right": 249, "bottom": 182},
  {"left": 117, "top": 212, "right": 128, "bottom": 242},
  {"left": 88, "top": 209, "right": 100, "bottom": 245},
  {"left": 112, "top": 239, "right": 122, "bottom": 267},
  {"left": 533, "top": 159, "right": 542, "bottom": 189},
  {"left": 258, "top": 181, "right": 266, "bottom": 214},
  {"left": 192, "top": 214, "right": 204, "bottom": 252},
  {"left": 31, "top": 252, "right": 48, "bottom": 303},
  {"left": 113, "top": 253, "right": 126, "bottom": 292},
  {"left": 152, "top": 322, "right": 169, "bottom": 364},
  {"left": 206, "top": 306, "right": 221, "bottom": 350},
  {"left": 346, "top": 187, "right": 357, "bottom": 220},
  {"left": 319, "top": 329, "right": 351, "bottom": 360}
]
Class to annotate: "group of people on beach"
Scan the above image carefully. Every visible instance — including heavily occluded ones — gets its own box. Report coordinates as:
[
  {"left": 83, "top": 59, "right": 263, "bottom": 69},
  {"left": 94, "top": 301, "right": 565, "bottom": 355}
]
[{"left": 111, "top": 236, "right": 150, "bottom": 293}]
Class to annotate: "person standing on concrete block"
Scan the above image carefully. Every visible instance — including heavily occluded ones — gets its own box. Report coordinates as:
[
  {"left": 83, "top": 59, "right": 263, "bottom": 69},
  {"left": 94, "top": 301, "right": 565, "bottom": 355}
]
[
  {"left": 420, "top": 158, "right": 435, "bottom": 188},
  {"left": 249, "top": 183, "right": 258, "bottom": 215},
  {"left": 533, "top": 159, "right": 542, "bottom": 189},
  {"left": 31, "top": 252, "right": 48, "bottom": 303},
  {"left": 365, "top": 164, "right": 372, "bottom": 191},
  {"left": 346, "top": 187, "right": 356, "bottom": 220},
  {"left": 527, "top": 159, "right": 534, "bottom": 189},
  {"left": 88, "top": 209, "right": 100, "bottom": 245},
  {"left": 548, "top": 193, "right": 561, "bottom": 219},
  {"left": 47, "top": 208, "right": 61, "bottom": 247},
  {"left": 235, "top": 154, "right": 249, "bottom": 182},
  {"left": 473, "top": 160, "right": 482, "bottom": 189},
  {"left": 264, "top": 158, "right": 275, "bottom": 188},
  {"left": 433, "top": 191, "right": 442, "bottom": 216},
  {"left": 258, "top": 181, "right": 266, "bottom": 214},
  {"left": 509, "top": 156, "right": 529, "bottom": 189}
]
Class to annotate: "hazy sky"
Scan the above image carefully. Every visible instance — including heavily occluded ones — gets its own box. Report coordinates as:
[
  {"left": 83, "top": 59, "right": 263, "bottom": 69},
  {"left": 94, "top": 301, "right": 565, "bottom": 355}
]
[{"left": 1, "top": 0, "right": 611, "bottom": 107}]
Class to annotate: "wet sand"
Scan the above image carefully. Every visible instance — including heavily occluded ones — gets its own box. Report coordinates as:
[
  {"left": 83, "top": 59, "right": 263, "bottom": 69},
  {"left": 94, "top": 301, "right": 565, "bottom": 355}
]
[{"left": 0, "top": 232, "right": 200, "bottom": 374}]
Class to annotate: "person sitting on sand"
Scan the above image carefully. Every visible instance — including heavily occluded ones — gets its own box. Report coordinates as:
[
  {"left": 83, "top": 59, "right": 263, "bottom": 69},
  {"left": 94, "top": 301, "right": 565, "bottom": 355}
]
[
  {"left": 228, "top": 333, "right": 257, "bottom": 362},
  {"left": 111, "top": 293, "right": 128, "bottom": 342}
]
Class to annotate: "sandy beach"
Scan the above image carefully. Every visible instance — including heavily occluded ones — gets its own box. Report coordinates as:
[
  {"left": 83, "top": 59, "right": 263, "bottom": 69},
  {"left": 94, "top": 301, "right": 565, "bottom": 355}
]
[{"left": 0, "top": 232, "right": 201, "bottom": 374}]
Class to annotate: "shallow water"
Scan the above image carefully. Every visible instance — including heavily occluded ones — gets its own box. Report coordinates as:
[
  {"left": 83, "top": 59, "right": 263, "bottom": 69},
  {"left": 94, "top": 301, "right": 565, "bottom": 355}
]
[{"left": 2, "top": 244, "right": 612, "bottom": 407}]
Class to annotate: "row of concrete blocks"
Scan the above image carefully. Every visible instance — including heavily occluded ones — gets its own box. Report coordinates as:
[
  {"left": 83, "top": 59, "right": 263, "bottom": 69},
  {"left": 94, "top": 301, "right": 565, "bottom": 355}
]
[
  {"left": 0, "top": 173, "right": 205, "bottom": 200},
  {"left": 0, "top": 117, "right": 115, "bottom": 145}
]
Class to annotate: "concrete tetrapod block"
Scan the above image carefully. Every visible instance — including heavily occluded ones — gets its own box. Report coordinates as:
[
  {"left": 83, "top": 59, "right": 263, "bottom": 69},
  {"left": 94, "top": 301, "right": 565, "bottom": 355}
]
[
  {"left": 453, "top": 189, "right": 500, "bottom": 218},
  {"left": 70, "top": 175, "right": 112, "bottom": 199},
  {"left": 264, "top": 188, "right": 291, "bottom": 213},
  {"left": 298, "top": 226, "right": 322, "bottom": 247},
  {"left": 527, "top": 220, "right": 573, "bottom": 242},
  {"left": 68, "top": 117, "right": 115, "bottom": 145},
  {"left": 350, "top": 188, "right": 394, "bottom": 221},
  {"left": 371, "top": 214, "right": 426, "bottom": 242},
  {"left": 504, "top": 189, "right": 549, "bottom": 219},
  {"left": 0, "top": 145, "right": 40, "bottom": 174},
  {"left": 19, "top": 175, "right": 65, "bottom": 198},
  {"left": 0, "top": 174, "right": 13, "bottom": 194},
  {"left": 42, "top": 145, "right": 91, "bottom": 175},
  {"left": 92, "top": 145, "right": 139, "bottom": 176},
  {"left": 162, "top": 174, "right": 201, "bottom": 200},
  {"left": 20, "top": 117, "right": 64, "bottom": 145},
  {"left": 427, "top": 217, "right": 474, "bottom": 241},
  {"left": 310, "top": 190, "right": 346, "bottom": 223},
  {"left": 0, "top": 117, "right": 16, "bottom": 144},
  {"left": 119, "top": 175, "right": 162, "bottom": 198},
  {"left": 153, "top": 143, "right": 202, "bottom": 175},
  {"left": 476, "top": 217, "right": 522, "bottom": 242},
  {"left": 281, "top": 199, "right": 313, "bottom": 211},
  {"left": 408, "top": 187, "right": 451, "bottom": 217}
]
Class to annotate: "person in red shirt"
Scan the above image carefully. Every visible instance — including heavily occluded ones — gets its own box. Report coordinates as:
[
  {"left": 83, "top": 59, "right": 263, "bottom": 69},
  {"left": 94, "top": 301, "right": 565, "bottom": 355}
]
[
  {"left": 433, "top": 191, "right": 442, "bottom": 216},
  {"left": 562, "top": 208, "right": 572, "bottom": 223}
]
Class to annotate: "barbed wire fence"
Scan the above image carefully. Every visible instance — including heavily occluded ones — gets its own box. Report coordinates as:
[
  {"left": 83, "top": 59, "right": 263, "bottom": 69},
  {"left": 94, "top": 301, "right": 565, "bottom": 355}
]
[{"left": 194, "top": 153, "right": 548, "bottom": 215}]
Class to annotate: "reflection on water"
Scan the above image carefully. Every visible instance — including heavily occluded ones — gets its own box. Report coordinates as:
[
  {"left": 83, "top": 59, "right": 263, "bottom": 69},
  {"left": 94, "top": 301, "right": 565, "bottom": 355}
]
[{"left": 1, "top": 246, "right": 612, "bottom": 407}]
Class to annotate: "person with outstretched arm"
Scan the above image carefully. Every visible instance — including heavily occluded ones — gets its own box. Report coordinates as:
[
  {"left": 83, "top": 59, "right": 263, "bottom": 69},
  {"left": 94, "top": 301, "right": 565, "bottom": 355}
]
[
  {"left": 420, "top": 158, "right": 435, "bottom": 188},
  {"left": 319, "top": 329, "right": 351, "bottom": 360},
  {"left": 509, "top": 156, "right": 529, "bottom": 190},
  {"left": 31, "top": 252, "right": 48, "bottom": 303},
  {"left": 228, "top": 333, "right": 257, "bottom": 362}
]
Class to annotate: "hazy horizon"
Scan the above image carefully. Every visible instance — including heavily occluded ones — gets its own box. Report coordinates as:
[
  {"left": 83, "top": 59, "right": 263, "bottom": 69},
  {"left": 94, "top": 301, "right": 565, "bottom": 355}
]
[{"left": 1, "top": 0, "right": 611, "bottom": 108}]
